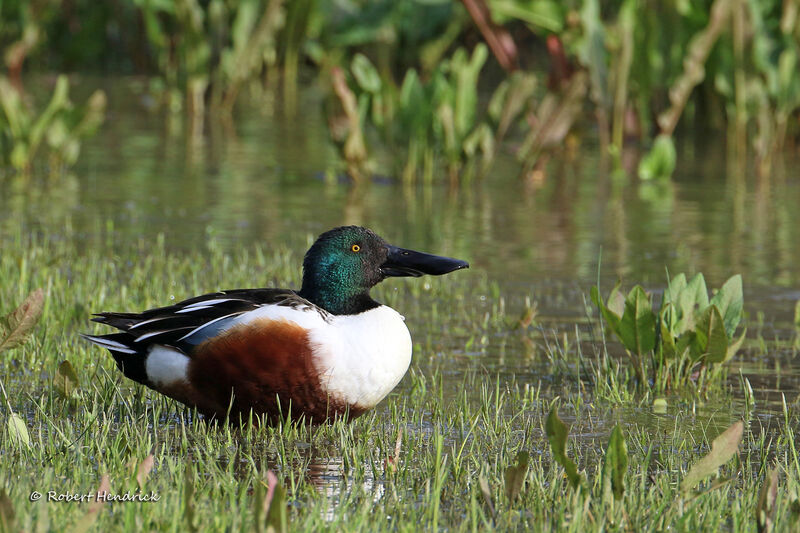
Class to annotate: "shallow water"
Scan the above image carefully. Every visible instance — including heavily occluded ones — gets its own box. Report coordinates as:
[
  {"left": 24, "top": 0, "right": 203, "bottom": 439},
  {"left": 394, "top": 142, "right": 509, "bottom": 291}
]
[{"left": 2, "top": 79, "right": 799, "bottom": 431}]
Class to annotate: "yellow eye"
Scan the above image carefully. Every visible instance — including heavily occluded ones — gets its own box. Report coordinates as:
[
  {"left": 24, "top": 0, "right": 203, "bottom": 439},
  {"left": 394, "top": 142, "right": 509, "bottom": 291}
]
[{"left": 351, "top": 244, "right": 361, "bottom": 252}]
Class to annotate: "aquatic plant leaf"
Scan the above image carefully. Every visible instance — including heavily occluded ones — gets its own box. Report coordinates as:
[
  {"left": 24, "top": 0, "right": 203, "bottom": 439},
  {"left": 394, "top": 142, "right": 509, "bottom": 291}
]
[
  {"left": 674, "top": 273, "right": 708, "bottom": 333},
  {"left": 619, "top": 286, "right": 656, "bottom": 356},
  {"left": 504, "top": 451, "right": 529, "bottom": 502},
  {"left": 653, "top": 398, "right": 668, "bottom": 413},
  {"left": 489, "top": 72, "right": 537, "bottom": 140},
  {"left": 638, "top": 134, "right": 676, "bottom": 181},
  {"left": 725, "top": 328, "right": 746, "bottom": 363},
  {"left": 264, "top": 470, "right": 288, "bottom": 533},
  {"left": 351, "top": 54, "right": 381, "bottom": 94},
  {"left": 602, "top": 425, "right": 628, "bottom": 502},
  {"left": 660, "top": 305, "right": 678, "bottom": 358},
  {"left": 68, "top": 475, "right": 110, "bottom": 533},
  {"left": 0, "top": 288, "right": 45, "bottom": 353},
  {"left": 54, "top": 360, "right": 80, "bottom": 399},
  {"left": 7, "top": 412, "right": 29, "bottom": 448},
  {"left": 0, "top": 489, "right": 15, "bottom": 532},
  {"left": 577, "top": 0, "right": 609, "bottom": 109},
  {"left": 677, "top": 330, "right": 697, "bottom": 361},
  {"left": 591, "top": 284, "right": 623, "bottom": 339},
  {"left": 684, "top": 273, "right": 710, "bottom": 309},
  {"left": 607, "top": 283, "right": 625, "bottom": 318},
  {"left": 663, "top": 273, "right": 687, "bottom": 307},
  {"left": 709, "top": 275, "right": 743, "bottom": 338},
  {"left": 490, "top": 0, "right": 565, "bottom": 32},
  {"left": 756, "top": 467, "right": 778, "bottom": 533},
  {"left": 452, "top": 44, "right": 488, "bottom": 138},
  {"left": 696, "top": 306, "right": 729, "bottom": 363},
  {"left": 681, "top": 420, "right": 743, "bottom": 492},
  {"left": 545, "top": 407, "right": 582, "bottom": 489}
]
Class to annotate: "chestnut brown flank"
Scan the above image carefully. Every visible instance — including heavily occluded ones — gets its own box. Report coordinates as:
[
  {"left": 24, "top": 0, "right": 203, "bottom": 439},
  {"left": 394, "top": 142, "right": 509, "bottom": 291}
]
[{"left": 179, "top": 318, "right": 363, "bottom": 423}]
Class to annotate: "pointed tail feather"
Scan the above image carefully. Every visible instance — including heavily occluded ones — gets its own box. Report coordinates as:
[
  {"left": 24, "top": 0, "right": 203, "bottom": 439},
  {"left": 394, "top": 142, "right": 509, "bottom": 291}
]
[{"left": 81, "top": 332, "right": 149, "bottom": 384}]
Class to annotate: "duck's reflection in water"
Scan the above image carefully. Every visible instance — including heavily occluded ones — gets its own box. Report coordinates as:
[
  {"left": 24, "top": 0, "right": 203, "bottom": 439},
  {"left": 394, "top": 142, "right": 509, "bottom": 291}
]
[{"left": 306, "top": 454, "right": 386, "bottom": 521}]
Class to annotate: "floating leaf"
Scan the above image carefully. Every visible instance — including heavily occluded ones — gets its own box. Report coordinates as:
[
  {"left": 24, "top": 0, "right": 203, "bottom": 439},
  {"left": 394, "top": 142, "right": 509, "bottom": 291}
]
[
  {"left": 638, "top": 134, "right": 676, "bottom": 181},
  {"left": 681, "top": 420, "right": 744, "bottom": 492},
  {"left": 545, "top": 406, "right": 582, "bottom": 489},
  {"left": 756, "top": 467, "right": 778, "bottom": 533},
  {"left": 504, "top": 451, "right": 529, "bottom": 502},
  {"left": 54, "top": 360, "right": 80, "bottom": 400},
  {"left": 7, "top": 412, "right": 29, "bottom": 448},
  {"left": 602, "top": 425, "right": 628, "bottom": 502},
  {"left": 0, "top": 288, "right": 45, "bottom": 353},
  {"left": 653, "top": 398, "right": 668, "bottom": 413}
]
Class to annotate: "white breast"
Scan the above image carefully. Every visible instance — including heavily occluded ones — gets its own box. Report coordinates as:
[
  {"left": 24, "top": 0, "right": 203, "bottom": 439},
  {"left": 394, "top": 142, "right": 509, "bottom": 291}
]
[
  {"left": 310, "top": 306, "right": 412, "bottom": 409},
  {"left": 216, "top": 302, "right": 412, "bottom": 409}
]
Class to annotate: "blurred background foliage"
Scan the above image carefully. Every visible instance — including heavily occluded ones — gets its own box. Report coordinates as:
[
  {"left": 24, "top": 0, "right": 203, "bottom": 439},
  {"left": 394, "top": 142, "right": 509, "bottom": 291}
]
[{"left": 0, "top": 0, "right": 797, "bottom": 181}]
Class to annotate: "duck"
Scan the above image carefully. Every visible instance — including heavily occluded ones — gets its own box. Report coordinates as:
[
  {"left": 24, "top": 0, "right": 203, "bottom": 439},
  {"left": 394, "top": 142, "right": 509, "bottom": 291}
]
[{"left": 83, "top": 226, "right": 468, "bottom": 423}]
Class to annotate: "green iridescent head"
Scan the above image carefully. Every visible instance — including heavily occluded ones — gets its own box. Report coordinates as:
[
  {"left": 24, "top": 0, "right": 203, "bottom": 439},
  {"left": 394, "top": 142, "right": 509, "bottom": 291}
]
[{"left": 298, "top": 226, "right": 468, "bottom": 315}]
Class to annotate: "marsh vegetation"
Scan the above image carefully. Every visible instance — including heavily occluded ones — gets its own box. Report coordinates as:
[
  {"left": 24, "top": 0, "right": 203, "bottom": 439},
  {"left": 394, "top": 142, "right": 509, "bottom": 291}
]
[{"left": 1, "top": 0, "right": 800, "bottom": 531}]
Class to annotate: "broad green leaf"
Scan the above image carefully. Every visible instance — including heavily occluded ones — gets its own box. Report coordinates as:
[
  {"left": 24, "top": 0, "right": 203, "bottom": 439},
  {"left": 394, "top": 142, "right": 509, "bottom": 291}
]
[
  {"left": 591, "top": 285, "right": 622, "bottom": 338},
  {"left": 602, "top": 425, "right": 628, "bottom": 502},
  {"left": 504, "top": 451, "right": 529, "bottom": 502},
  {"left": 653, "top": 398, "right": 668, "bottom": 413},
  {"left": 709, "top": 275, "right": 743, "bottom": 338},
  {"left": 685, "top": 273, "right": 710, "bottom": 310},
  {"left": 545, "top": 407, "right": 582, "bottom": 489},
  {"left": 681, "top": 421, "right": 744, "bottom": 492},
  {"left": 724, "top": 328, "right": 746, "bottom": 363},
  {"left": 54, "top": 360, "right": 80, "bottom": 399},
  {"left": 607, "top": 282, "right": 625, "bottom": 318},
  {"left": 351, "top": 54, "right": 381, "bottom": 94},
  {"left": 675, "top": 273, "right": 708, "bottom": 333},
  {"left": 660, "top": 305, "right": 677, "bottom": 358},
  {"left": 490, "top": 0, "right": 565, "bottom": 32},
  {"left": 0, "top": 288, "right": 45, "bottom": 353},
  {"left": 756, "top": 467, "right": 778, "bottom": 533},
  {"left": 697, "top": 306, "right": 729, "bottom": 363},
  {"left": 7, "top": 412, "right": 29, "bottom": 448},
  {"left": 618, "top": 286, "right": 656, "bottom": 356},
  {"left": 663, "top": 273, "right": 687, "bottom": 306},
  {"left": 638, "top": 134, "right": 676, "bottom": 180}
]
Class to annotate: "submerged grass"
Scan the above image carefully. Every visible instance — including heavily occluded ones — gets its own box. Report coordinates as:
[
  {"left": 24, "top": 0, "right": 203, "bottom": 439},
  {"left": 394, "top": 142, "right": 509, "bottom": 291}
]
[{"left": 1, "top": 230, "right": 799, "bottom": 531}]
